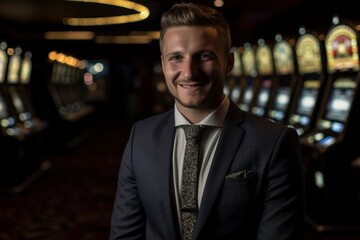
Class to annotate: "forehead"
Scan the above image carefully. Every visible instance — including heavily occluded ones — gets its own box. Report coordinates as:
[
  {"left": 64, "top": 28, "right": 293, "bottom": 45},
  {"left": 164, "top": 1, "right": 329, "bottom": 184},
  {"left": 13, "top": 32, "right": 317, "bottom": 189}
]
[
  {"left": 163, "top": 25, "right": 218, "bottom": 39},
  {"left": 162, "top": 26, "right": 220, "bottom": 52}
]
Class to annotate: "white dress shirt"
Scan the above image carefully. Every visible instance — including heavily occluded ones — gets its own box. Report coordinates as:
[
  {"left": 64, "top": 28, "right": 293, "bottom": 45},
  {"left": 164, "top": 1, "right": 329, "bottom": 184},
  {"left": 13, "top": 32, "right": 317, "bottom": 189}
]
[{"left": 173, "top": 96, "right": 230, "bottom": 231}]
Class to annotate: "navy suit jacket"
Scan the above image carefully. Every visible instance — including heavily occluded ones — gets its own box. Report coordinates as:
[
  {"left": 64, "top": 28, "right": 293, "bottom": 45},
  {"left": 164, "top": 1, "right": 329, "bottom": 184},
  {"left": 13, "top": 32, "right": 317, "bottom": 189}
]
[{"left": 110, "top": 101, "right": 304, "bottom": 240}]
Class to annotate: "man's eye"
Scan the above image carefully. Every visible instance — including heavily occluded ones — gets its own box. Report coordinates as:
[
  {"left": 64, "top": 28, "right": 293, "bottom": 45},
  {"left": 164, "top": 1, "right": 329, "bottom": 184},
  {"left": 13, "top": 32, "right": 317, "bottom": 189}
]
[
  {"left": 200, "top": 53, "right": 213, "bottom": 61},
  {"left": 169, "top": 55, "right": 182, "bottom": 62}
]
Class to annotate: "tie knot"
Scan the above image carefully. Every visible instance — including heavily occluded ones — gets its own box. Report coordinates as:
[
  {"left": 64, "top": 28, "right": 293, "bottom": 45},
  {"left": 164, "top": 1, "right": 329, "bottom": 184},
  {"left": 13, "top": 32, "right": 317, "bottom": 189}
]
[{"left": 181, "top": 125, "right": 205, "bottom": 141}]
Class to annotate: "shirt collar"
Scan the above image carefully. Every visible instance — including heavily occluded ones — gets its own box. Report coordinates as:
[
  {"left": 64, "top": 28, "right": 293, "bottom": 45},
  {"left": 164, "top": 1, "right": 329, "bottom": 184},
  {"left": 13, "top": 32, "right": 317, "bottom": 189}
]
[{"left": 174, "top": 96, "right": 230, "bottom": 127}]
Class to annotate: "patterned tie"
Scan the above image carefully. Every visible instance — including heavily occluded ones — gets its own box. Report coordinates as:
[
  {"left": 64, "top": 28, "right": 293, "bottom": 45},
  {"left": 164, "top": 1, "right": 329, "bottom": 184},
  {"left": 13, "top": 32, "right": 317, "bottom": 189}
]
[{"left": 180, "top": 125, "right": 206, "bottom": 240}]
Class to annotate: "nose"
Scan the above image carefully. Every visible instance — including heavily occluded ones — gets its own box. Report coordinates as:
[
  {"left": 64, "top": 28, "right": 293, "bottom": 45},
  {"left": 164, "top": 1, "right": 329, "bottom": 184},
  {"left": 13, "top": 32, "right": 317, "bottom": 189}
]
[{"left": 182, "top": 58, "right": 198, "bottom": 80}]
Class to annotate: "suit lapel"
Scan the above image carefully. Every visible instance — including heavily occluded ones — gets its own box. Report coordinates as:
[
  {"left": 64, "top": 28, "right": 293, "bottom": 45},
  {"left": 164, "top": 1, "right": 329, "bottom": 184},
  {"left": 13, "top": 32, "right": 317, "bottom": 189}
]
[
  {"left": 195, "top": 102, "right": 245, "bottom": 238},
  {"left": 158, "top": 113, "right": 180, "bottom": 239}
]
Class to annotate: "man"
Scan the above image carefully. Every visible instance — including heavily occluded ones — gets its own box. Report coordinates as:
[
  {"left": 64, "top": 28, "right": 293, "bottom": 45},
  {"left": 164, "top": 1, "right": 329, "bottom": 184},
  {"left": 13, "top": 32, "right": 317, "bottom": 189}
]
[{"left": 110, "top": 2, "right": 304, "bottom": 240}]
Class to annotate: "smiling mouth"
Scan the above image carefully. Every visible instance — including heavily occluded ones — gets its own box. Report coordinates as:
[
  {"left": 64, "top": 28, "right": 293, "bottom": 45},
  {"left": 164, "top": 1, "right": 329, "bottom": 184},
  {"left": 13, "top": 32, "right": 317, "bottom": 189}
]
[
  {"left": 178, "top": 82, "right": 207, "bottom": 88},
  {"left": 180, "top": 84, "right": 198, "bottom": 88}
]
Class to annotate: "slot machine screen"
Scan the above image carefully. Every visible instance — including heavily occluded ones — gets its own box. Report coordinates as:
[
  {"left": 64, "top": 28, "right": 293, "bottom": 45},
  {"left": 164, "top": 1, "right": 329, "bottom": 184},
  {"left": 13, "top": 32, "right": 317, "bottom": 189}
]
[
  {"left": 256, "top": 79, "right": 271, "bottom": 107},
  {"left": 20, "top": 53, "right": 32, "bottom": 84},
  {"left": 59, "top": 63, "right": 67, "bottom": 84},
  {"left": 51, "top": 62, "right": 58, "bottom": 83},
  {"left": 51, "top": 62, "right": 64, "bottom": 83},
  {"left": 296, "top": 88, "right": 318, "bottom": 116},
  {"left": 0, "top": 49, "right": 7, "bottom": 83},
  {"left": 10, "top": 89, "right": 25, "bottom": 114},
  {"left": 296, "top": 34, "right": 322, "bottom": 74},
  {"left": 231, "top": 47, "right": 242, "bottom": 77},
  {"left": 7, "top": 54, "right": 21, "bottom": 84},
  {"left": 273, "top": 41, "right": 294, "bottom": 75},
  {"left": 324, "top": 78, "right": 355, "bottom": 122},
  {"left": 256, "top": 44, "right": 273, "bottom": 76},
  {"left": 0, "top": 94, "right": 9, "bottom": 119},
  {"left": 242, "top": 79, "right": 254, "bottom": 105},
  {"left": 274, "top": 87, "right": 291, "bottom": 111},
  {"left": 326, "top": 24, "right": 359, "bottom": 73},
  {"left": 296, "top": 80, "right": 320, "bottom": 116},
  {"left": 242, "top": 45, "right": 256, "bottom": 77}
]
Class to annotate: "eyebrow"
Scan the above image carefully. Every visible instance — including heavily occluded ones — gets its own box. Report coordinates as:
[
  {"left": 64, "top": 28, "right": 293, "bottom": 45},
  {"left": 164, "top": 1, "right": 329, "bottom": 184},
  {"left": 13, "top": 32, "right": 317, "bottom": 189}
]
[{"left": 163, "top": 51, "right": 182, "bottom": 58}]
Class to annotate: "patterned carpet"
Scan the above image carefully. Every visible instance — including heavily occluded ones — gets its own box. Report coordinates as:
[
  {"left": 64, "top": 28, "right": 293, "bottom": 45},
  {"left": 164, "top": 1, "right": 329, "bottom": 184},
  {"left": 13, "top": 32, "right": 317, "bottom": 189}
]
[{"left": 0, "top": 119, "right": 130, "bottom": 240}]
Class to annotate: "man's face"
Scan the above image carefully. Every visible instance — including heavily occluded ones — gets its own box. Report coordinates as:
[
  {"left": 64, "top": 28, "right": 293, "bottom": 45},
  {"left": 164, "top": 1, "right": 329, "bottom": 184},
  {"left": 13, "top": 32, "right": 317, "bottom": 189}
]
[{"left": 161, "top": 26, "right": 233, "bottom": 113}]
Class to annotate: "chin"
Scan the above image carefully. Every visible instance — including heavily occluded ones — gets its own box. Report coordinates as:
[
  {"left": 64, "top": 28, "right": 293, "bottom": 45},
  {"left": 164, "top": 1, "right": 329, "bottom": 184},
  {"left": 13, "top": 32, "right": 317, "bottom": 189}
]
[{"left": 182, "top": 100, "right": 208, "bottom": 110}]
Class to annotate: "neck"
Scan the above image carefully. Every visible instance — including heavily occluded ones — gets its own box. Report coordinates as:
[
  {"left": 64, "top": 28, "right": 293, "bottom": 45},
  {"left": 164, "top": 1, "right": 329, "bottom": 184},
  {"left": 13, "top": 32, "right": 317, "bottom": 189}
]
[{"left": 176, "top": 95, "right": 225, "bottom": 124}]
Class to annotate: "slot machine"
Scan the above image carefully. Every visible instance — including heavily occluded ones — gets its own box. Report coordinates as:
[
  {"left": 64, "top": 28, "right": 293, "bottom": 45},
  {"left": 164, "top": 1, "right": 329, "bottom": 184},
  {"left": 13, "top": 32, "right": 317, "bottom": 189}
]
[
  {"left": 61, "top": 62, "right": 80, "bottom": 114},
  {"left": 0, "top": 42, "right": 47, "bottom": 193},
  {"left": 0, "top": 89, "right": 23, "bottom": 139},
  {"left": 49, "top": 53, "right": 76, "bottom": 115},
  {"left": 65, "top": 60, "right": 90, "bottom": 117},
  {"left": 265, "top": 34, "right": 298, "bottom": 124},
  {"left": 41, "top": 51, "right": 94, "bottom": 151},
  {"left": 5, "top": 46, "right": 44, "bottom": 133},
  {"left": 0, "top": 41, "right": 24, "bottom": 139},
  {"left": 301, "top": 17, "right": 360, "bottom": 231},
  {"left": 18, "top": 50, "right": 48, "bottom": 131},
  {"left": 225, "top": 46, "right": 243, "bottom": 104},
  {"left": 237, "top": 43, "right": 258, "bottom": 112},
  {"left": 251, "top": 38, "right": 276, "bottom": 117},
  {"left": 55, "top": 61, "right": 72, "bottom": 113},
  {"left": 48, "top": 52, "right": 93, "bottom": 121},
  {"left": 0, "top": 41, "right": 6, "bottom": 83},
  {"left": 287, "top": 27, "right": 327, "bottom": 136}
]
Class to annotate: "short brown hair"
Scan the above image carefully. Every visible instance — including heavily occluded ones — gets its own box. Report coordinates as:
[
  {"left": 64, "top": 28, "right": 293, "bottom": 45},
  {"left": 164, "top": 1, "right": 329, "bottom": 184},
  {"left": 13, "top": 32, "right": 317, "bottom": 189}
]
[{"left": 159, "top": 2, "right": 231, "bottom": 55}]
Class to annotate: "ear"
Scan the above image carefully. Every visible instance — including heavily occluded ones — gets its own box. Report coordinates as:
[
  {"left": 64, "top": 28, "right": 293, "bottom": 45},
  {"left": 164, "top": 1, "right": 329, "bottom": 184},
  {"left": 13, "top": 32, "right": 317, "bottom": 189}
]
[{"left": 226, "top": 51, "right": 234, "bottom": 75}]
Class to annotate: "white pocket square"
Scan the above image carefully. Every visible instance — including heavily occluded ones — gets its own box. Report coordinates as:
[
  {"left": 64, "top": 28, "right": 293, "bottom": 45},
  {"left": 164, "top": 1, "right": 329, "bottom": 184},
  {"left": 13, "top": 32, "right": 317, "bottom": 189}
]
[{"left": 226, "top": 169, "right": 254, "bottom": 179}]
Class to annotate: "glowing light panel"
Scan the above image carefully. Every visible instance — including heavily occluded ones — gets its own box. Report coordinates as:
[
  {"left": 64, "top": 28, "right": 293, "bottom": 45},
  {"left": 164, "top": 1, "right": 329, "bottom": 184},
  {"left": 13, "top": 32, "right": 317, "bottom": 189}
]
[{"left": 64, "top": 0, "right": 150, "bottom": 26}]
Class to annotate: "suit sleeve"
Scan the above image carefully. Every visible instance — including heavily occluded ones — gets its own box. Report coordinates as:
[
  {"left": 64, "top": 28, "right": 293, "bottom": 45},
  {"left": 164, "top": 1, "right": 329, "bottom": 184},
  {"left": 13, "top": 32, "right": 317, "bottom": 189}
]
[
  {"left": 257, "top": 127, "right": 305, "bottom": 240},
  {"left": 109, "top": 123, "right": 146, "bottom": 240}
]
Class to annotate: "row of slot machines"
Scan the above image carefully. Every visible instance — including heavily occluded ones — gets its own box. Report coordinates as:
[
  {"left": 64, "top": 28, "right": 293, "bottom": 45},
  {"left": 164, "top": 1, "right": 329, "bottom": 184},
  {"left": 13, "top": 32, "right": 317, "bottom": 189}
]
[
  {"left": 0, "top": 42, "right": 46, "bottom": 138},
  {"left": 47, "top": 51, "right": 95, "bottom": 122},
  {"left": 0, "top": 40, "right": 95, "bottom": 193},
  {"left": 43, "top": 51, "right": 95, "bottom": 149},
  {"left": 0, "top": 41, "right": 48, "bottom": 193},
  {"left": 225, "top": 16, "right": 360, "bottom": 232}
]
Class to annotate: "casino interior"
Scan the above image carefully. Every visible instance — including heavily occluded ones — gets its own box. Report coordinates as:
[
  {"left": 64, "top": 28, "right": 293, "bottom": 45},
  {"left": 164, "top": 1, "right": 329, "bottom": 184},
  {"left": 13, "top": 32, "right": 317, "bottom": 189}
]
[{"left": 0, "top": 0, "right": 360, "bottom": 239}]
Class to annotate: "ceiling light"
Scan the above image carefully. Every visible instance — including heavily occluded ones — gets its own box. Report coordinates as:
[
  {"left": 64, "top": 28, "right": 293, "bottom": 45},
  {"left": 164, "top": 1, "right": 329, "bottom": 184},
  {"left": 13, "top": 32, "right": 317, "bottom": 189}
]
[
  {"left": 44, "top": 31, "right": 95, "bottom": 40},
  {"left": 95, "top": 35, "right": 152, "bottom": 44},
  {"left": 214, "top": 0, "right": 224, "bottom": 7},
  {"left": 63, "top": 0, "right": 150, "bottom": 26},
  {"left": 95, "top": 31, "right": 159, "bottom": 44}
]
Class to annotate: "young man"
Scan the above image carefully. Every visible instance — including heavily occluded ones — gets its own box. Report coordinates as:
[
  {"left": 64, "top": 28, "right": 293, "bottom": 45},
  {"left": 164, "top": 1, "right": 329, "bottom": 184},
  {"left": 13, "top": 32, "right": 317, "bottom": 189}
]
[{"left": 110, "top": 3, "right": 304, "bottom": 240}]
